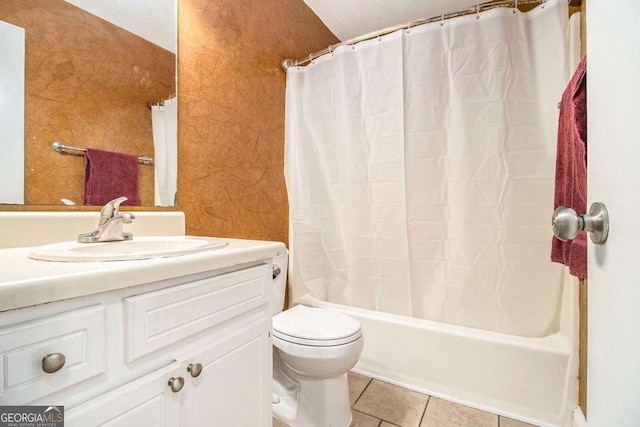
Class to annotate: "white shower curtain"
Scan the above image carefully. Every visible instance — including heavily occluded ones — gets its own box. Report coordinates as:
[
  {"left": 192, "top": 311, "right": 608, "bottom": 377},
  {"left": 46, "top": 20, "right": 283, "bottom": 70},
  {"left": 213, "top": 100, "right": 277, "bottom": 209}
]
[
  {"left": 285, "top": 0, "right": 572, "bottom": 337},
  {"left": 152, "top": 96, "right": 177, "bottom": 206}
]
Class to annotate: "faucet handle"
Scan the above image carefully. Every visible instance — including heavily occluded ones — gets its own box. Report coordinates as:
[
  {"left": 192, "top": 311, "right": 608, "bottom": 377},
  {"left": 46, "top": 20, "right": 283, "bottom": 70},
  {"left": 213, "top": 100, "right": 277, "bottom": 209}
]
[
  {"left": 101, "top": 197, "right": 128, "bottom": 219},
  {"left": 78, "top": 197, "right": 134, "bottom": 243}
]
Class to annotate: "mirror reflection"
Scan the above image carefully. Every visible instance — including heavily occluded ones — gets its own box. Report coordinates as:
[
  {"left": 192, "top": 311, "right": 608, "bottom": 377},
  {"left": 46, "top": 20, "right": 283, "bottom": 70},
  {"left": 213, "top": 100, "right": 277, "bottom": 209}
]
[{"left": 0, "top": 0, "right": 177, "bottom": 207}]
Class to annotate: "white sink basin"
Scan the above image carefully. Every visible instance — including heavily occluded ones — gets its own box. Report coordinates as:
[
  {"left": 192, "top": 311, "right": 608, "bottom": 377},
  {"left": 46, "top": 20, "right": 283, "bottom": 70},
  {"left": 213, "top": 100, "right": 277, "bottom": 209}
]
[{"left": 29, "top": 236, "right": 228, "bottom": 262}]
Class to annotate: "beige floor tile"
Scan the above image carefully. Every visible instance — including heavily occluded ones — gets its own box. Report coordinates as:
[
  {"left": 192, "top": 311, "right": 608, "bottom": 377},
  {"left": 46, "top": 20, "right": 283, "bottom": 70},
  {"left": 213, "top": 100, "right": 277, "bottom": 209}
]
[
  {"left": 349, "top": 372, "right": 372, "bottom": 405},
  {"left": 380, "top": 422, "right": 402, "bottom": 427},
  {"left": 352, "top": 409, "right": 382, "bottom": 427},
  {"left": 499, "top": 416, "right": 539, "bottom": 427},
  {"left": 353, "top": 380, "right": 429, "bottom": 427},
  {"left": 272, "top": 417, "right": 292, "bottom": 427},
  {"left": 420, "top": 397, "right": 497, "bottom": 427}
]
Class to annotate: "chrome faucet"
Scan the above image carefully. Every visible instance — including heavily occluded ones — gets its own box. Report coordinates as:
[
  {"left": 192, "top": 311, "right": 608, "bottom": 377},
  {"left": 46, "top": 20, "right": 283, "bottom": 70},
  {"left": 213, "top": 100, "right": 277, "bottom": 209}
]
[{"left": 78, "top": 197, "right": 135, "bottom": 243}]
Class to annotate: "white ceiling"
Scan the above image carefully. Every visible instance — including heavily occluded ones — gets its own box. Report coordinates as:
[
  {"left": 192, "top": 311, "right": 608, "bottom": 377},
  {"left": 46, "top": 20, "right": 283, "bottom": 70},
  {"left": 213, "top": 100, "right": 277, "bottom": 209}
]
[
  {"left": 64, "top": 0, "right": 176, "bottom": 53},
  {"left": 63, "top": 0, "right": 496, "bottom": 54},
  {"left": 303, "top": 0, "right": 484, "bottom": 41}
]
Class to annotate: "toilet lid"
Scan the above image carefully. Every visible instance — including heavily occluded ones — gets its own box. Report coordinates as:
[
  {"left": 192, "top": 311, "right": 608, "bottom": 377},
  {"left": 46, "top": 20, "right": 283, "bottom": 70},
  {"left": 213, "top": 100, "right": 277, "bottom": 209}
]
[{"left": 273, "top": 305, "right": 362, "bottom": 346}]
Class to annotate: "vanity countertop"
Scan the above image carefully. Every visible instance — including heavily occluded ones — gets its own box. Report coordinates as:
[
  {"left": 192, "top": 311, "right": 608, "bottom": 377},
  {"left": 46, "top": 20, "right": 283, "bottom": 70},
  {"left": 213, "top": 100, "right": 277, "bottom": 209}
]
[{"left": 0, "top": 238, "right": 287, "bottom": 312}]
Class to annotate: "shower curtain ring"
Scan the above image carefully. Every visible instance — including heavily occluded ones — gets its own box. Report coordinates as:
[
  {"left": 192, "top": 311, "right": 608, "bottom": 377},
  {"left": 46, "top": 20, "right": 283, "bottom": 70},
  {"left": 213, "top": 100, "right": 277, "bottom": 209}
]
[
  {"left": 513, "top": 0, "right": 518, "bottom": 13},
  {"left": 476, "top": 5, "right": 481, "bottom": 19},
  {"left": 440, "top": 14, "right": 445, "bottom": 26}
]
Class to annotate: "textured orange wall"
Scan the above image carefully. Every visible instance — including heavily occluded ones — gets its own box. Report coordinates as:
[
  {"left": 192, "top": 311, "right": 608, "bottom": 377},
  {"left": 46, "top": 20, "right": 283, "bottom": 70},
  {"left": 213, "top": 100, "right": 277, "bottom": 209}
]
[
  {"left": 177, "top": 0, "right": 338, "bottom": 243},
  {"left": 0, "top": 1, "right": 175, "bottom": 206}
]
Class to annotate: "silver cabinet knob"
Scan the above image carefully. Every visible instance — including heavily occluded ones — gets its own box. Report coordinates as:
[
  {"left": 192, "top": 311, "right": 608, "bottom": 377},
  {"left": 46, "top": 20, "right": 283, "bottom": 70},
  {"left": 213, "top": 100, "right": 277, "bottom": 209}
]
[
  {"left": 42, "top": 353, "right": 66, "bottom": 373},
  {"left": 168, "top": 376, "right": 185, "bottom": 393},
  {"left": 552, "top": 202, "right": 609, "bottom": 244},
  {"left": 187, "top": 363, "right": 203, "bottom": 378}
]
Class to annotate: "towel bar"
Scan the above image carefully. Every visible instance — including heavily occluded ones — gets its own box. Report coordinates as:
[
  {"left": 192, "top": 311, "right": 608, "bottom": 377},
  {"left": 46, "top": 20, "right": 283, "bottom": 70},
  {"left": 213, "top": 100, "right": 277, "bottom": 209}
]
[{"left": 52, "top": 141, "right": 153, "bottom": 165}]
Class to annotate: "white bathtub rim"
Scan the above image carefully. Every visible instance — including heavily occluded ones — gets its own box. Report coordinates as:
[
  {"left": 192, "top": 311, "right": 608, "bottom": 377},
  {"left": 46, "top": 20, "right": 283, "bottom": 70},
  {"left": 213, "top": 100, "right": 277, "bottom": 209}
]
[
  {"left": 572, "top": 406, "right": 587, "bottom": 427},
  {"left": 296, "top": 294, "right": 572, "bottom": 355}
]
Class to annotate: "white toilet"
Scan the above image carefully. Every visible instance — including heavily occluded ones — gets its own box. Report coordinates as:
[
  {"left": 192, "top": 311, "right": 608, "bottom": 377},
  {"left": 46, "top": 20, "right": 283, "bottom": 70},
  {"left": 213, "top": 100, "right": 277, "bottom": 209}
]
[{"left": 271, "top": 254, "right": 364, "bottom": 427}]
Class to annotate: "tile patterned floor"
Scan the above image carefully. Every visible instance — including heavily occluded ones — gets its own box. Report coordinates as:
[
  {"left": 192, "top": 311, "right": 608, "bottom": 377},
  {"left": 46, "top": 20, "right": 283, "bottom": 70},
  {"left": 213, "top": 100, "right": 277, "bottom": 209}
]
[{"left": 273, "top": 372, "right": 539, "bottom": 427}]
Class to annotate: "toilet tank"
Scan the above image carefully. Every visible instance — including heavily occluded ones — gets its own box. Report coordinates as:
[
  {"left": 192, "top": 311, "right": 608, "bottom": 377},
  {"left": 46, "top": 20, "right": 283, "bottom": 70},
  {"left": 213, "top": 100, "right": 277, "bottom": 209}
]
[{"left": 270, "top": 253, "right": 289, "bottom": 316}]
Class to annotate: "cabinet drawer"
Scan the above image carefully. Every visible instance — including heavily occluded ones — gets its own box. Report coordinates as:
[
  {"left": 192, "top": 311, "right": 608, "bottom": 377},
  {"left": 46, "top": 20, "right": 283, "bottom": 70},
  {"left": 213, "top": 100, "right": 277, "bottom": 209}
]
[
  {"left": 124, "top": 264, "right": 269, "bottom": 362},
  {"left": 0, "top": 305, "right": 106, "bottom": 404}
]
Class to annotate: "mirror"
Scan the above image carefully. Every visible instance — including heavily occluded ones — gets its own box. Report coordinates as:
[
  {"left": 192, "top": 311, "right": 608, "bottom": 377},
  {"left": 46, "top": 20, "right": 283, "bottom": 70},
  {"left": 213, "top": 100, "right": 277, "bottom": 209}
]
[{"left": 0, "top": 0, "right": 177, "bottom": 207}]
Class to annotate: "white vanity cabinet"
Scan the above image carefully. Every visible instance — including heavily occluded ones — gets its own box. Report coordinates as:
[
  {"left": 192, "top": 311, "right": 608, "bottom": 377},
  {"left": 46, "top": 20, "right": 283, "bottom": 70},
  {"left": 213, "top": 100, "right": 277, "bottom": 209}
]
[{"left": 0, "top": 261, "right": 274, "bottom": 427}]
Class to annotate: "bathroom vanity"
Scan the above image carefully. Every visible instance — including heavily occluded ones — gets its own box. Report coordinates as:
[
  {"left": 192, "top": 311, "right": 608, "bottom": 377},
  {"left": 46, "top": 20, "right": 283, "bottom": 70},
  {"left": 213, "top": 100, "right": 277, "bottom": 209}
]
[{"left": 0, "top": 229, "right": 286, "bottom": 427}]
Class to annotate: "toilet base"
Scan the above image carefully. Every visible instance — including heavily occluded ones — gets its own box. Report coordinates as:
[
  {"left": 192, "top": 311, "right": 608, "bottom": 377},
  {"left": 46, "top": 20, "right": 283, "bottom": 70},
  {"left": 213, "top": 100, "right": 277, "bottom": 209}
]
[{"left": 273, "top": 352, "right": 353, "bottom": 427}]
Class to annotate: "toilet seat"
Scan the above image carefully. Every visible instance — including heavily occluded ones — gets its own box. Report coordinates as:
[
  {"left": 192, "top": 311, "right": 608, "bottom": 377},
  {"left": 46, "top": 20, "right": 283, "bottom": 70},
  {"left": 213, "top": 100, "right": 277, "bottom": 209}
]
[{"left": 273, "top": 305, "right": 362, "bottom": 347}]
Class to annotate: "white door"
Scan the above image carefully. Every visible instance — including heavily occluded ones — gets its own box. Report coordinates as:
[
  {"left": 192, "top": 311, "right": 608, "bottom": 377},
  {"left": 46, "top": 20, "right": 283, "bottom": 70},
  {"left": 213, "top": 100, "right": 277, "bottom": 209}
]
[{"left": 587, "top": 1, "right": 640, "bottom": 425}]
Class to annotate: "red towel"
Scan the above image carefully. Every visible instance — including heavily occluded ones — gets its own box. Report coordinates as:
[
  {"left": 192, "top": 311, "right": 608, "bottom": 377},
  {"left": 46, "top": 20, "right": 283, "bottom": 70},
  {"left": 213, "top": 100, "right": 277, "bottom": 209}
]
[
  {"left": 551, "top": 56, "right": 587, "bottom": 279},
  {"left": 83, "top": 148, "right": 139, "bottom": 206}
]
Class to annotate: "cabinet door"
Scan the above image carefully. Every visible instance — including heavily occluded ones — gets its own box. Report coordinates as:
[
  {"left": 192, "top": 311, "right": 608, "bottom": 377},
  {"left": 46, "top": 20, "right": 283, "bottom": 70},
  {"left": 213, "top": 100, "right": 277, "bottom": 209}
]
[
  {"left": 181, "top": 317, "right": 272, "bottom": 427},
  {"left": 65, "top": 361, "right": 182, "bottom": 427}
]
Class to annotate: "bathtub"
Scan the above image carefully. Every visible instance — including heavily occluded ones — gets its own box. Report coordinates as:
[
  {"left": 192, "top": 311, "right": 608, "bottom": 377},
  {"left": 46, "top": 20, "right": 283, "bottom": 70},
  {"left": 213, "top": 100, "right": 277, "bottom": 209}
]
[{"left": 293, "top": 270, "right": 579, "bottom": 427}]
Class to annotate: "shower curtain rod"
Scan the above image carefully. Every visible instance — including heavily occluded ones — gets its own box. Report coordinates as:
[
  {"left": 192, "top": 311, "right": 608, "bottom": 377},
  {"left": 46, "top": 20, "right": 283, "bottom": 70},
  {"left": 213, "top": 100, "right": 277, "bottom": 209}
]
[
  {"left": 282, "top": 0, "right": 579, "bottom": 70},
  {"left": 52, "top": 141, "right": 153, "bottom": 165}
]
